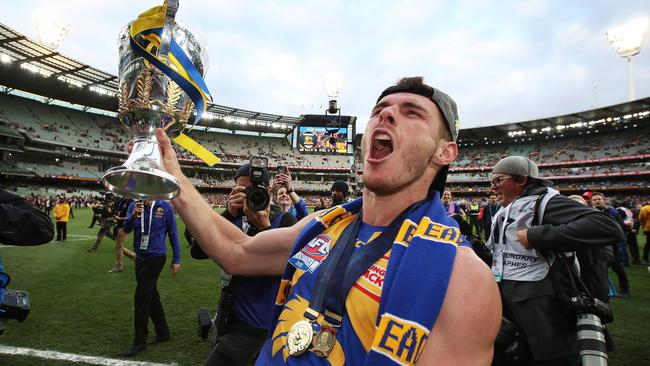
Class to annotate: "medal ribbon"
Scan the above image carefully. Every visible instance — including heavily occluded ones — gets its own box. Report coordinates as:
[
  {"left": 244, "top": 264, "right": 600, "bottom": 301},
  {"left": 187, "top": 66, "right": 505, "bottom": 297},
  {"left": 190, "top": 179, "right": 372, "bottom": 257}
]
[{"left": 304, "top": 202, "right": 420, "bottom": 326}]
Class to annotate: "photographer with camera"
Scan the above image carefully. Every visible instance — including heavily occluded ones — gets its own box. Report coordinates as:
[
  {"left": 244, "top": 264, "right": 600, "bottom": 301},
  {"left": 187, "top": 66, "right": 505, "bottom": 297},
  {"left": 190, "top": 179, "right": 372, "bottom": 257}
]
[
  {"left": 0, "top": 187, "right": 54, "bottom": 334},
  {"left": 189, "top": 160, "right": 297, "bottom": 365},
  {"left": 487, "top": 156, "right": 623, "bottom": 365},
  {"left": 108, "top": 197, "right": 136, "bottom": 273},
  {"left": 87, "top": 195, "right": 118, "bottom": 253}
]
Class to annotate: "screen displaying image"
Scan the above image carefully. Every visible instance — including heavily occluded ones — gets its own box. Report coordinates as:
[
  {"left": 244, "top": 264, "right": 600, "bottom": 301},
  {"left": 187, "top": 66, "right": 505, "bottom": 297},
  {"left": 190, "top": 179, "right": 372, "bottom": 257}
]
[{"left": 297, "top": 126, "right": 348, "bottom": 154}]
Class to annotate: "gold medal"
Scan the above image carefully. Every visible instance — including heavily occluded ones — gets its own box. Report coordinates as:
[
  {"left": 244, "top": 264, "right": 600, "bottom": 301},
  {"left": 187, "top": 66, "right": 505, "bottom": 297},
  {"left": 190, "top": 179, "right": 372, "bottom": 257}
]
[
  {"left": 286, "top": 320, "right": 314, "bottom": 356},
  {"left": 311, "top": 325, "right": 337, "bottom": 357}
]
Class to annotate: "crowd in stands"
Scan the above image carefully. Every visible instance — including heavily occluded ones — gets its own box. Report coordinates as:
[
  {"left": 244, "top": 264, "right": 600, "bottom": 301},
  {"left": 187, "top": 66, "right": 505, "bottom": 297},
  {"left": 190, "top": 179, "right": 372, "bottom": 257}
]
[{"left": 456, "top": 127, "right": 650, "bottom": 168}]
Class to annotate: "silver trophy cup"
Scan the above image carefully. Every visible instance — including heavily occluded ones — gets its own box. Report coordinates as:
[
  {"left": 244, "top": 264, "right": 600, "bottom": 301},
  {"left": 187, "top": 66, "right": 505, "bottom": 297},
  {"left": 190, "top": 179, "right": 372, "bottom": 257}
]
[{"left": 102, "top": 20, "right": 208, "bottom": 200}]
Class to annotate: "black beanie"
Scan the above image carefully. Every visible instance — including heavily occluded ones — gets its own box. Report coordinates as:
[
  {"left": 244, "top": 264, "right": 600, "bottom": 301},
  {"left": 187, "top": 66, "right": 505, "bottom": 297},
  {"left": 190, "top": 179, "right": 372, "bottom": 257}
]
[{"left": 331, "top": 180, "right": 349, "bottom": 197}]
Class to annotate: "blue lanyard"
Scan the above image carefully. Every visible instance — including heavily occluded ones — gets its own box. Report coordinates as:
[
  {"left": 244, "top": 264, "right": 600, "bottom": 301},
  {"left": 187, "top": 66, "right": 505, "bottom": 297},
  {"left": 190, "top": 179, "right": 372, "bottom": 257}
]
[{"left": 304, "top": 202, "right": 419, "bottom": 325}]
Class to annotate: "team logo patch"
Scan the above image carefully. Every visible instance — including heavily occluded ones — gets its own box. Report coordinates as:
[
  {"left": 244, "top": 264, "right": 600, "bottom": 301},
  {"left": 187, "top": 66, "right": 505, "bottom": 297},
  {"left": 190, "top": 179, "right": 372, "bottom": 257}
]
[
  {"left": 155, "top": 207, "right": 164, "bottom": 218},
  {"left": 288, "top": 234, "right": 331, "bottom": 273}
]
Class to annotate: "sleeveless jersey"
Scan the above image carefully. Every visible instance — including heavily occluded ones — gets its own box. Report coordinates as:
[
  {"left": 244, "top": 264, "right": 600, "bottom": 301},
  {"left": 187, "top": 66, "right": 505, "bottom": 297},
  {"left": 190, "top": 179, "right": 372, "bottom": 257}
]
[{"left": 256, "top": 215, "right": 390, "bottom": 365}]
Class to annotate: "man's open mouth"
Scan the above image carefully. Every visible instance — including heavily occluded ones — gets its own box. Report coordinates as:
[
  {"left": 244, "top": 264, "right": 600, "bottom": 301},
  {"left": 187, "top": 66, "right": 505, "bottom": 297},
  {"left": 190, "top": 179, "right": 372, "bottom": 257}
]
[{"left": 369, "top": 132, "right": 393, "bottom": 161}]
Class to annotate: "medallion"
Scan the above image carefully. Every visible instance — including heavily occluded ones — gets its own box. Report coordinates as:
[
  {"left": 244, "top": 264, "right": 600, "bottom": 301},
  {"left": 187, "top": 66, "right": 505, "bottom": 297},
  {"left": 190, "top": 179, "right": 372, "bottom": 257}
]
[
  {"left": 311, "top": 325, "right": 337, "bottom": 357},
  {"left": 286, "top": 320, "right": 314, "bottom": 356}
]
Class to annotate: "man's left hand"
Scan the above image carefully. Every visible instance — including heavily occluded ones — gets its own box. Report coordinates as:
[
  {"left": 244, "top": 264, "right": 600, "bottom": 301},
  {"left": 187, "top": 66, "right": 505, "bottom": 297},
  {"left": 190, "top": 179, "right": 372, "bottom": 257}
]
[
  {"left": 517, "top": 229, "right": 530, "bottom": 248},
  {"left": 171, "top": 263, "right": 181, "bottom": 276}
]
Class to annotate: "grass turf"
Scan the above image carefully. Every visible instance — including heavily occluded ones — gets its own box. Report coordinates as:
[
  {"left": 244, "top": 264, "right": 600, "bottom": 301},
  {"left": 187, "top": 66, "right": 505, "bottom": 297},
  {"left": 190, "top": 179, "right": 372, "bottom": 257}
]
[{"left": 0, "top": 208, "right": 648, "bottom": 365}]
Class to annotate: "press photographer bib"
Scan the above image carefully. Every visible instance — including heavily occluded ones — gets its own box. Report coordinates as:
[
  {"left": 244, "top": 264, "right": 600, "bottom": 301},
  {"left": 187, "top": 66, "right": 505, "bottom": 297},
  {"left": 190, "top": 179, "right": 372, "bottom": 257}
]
[{"left": 488, "top": 194, "right": 550, "bottom": 281}]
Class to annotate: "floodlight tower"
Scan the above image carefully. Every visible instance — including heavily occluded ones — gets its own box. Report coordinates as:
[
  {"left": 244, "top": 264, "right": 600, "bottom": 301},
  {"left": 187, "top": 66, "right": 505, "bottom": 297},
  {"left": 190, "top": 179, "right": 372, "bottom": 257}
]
[
  {"left": 321, "top": 71, "right": 346, "bottom": 134},
  {"left": 33, "top": 14, "right": 71, "bottom": 50},
  {"left": 605, "top": 17, "right": 649, "bottom": 101}
]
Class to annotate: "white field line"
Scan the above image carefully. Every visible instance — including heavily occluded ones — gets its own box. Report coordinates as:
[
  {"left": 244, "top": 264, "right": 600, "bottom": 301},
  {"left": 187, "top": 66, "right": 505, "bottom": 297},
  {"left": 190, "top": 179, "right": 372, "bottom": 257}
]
[
  {"left": 0, "top": 344, "right": 177, "bottom": 366},
  {"left": 53, "top": 234, "right": 97, "bottom": 242}
]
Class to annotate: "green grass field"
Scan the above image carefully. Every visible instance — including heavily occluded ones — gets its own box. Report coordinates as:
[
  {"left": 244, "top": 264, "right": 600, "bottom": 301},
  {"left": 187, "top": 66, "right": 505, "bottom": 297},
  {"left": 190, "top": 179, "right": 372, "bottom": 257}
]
[{"left": 0, "top": 208, "right": 649, "bottom": 365}]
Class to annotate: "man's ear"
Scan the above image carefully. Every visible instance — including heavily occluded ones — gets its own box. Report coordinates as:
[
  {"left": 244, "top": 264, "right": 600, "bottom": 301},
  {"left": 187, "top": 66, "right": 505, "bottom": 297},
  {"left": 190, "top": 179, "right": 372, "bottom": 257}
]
[{"left": 431, "top": 141, "right": 458, "bottom": 166}]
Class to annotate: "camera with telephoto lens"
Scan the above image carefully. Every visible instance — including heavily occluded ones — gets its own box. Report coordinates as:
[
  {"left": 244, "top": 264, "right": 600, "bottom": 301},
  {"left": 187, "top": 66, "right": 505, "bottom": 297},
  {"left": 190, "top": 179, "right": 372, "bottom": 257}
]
[
  {"left": 246, "top": 156, "right": 270, "bottom": 211},
  {"left": 568, "top": 294, "right": 613, "bottom": 366}
]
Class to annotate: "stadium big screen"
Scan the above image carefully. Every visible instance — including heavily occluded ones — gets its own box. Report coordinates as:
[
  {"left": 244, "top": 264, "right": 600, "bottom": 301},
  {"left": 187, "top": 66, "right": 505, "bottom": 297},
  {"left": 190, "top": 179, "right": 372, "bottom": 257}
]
[
  {"left": 295, "top": 114, "right": 355, "bottom": 154},
  {"left": 298, "top": 126, "right": 348, "bottom": 153}
]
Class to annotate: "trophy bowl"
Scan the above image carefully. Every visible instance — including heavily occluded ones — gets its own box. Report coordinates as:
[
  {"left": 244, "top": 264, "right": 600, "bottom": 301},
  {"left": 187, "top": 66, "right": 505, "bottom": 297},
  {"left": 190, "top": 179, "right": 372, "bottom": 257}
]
[{"left": 102, "top": 21, "right": 208, "bottom": 200}]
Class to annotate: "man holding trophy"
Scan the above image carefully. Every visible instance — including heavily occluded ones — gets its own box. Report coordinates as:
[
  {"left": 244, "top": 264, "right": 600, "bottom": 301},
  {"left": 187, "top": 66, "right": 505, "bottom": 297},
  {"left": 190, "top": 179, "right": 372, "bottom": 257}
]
[{"left": 102, "top": 0, "right": 218, "bottom": 201}]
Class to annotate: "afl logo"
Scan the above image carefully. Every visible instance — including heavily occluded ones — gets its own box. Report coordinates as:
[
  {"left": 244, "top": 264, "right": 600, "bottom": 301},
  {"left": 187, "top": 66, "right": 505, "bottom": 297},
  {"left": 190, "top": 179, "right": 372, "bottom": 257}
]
[
  {"left": 302, "top": 234, "right": 331, "bottom": 261},
  {"left": 300, "top": 132, "right": 316, "bottom": 150}
]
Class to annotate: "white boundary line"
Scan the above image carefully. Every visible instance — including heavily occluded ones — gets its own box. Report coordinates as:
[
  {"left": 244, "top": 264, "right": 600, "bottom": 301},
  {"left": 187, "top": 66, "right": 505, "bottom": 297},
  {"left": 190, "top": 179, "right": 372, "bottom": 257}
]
[
  {"left": 52, "top": 234, "right": 97, "bottom": 243},
  {"left": 0, "top": 345, "right": 177, "bottom": 366}
]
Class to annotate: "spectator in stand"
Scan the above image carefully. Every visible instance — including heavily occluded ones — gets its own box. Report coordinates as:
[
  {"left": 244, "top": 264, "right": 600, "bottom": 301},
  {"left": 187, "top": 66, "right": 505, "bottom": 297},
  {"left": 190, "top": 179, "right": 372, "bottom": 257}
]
[
  {"left": 53, "top": 197, "right": 71, "bottom": 241},
  {"left": 591, "top": 192, "right": 631, "bottom": 298},
  {"left": 582, "top": 191, "right": 593, "bottom": 206},
  {"left": 639, "top": 199, "right": 650, "bottom": 264},
  {"left": 442, "top": 190, "right": 465, "bottom": 216},
  {"left": 480, "top": 194, "right": 501, "bottom": 239}
]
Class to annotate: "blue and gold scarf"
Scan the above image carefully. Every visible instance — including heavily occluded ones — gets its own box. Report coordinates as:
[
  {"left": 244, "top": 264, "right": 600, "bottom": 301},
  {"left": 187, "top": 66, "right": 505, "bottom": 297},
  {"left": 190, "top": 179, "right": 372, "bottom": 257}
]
[{"left": 272, "top": 192, "right": 466, "bottom": 365}]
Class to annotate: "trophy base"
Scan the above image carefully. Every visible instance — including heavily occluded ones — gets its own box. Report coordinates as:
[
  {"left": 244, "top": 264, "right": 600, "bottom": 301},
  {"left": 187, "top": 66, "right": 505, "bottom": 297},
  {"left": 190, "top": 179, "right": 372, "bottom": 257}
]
[{"left": 102, "top": 165, "right": 180, "bottom": 200}]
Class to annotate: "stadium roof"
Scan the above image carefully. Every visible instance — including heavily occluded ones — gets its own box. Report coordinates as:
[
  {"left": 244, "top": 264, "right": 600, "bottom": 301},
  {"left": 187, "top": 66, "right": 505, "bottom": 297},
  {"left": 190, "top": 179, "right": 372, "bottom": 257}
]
[
  {"left": 0, "top": 22, "right": 300, "bottom": 133},
  {"left": 457, "top": 97, "right": 650, "bottom": 141},
  {"left": 1, "top": 21, "right": 648, "bottom": 138}
]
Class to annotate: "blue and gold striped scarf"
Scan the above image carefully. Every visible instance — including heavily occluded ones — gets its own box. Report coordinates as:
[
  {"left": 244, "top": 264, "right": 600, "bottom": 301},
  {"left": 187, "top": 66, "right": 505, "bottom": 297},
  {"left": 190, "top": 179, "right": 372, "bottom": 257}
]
[{"left": 272, "top": 192, "right": 466, "bottom": 365}]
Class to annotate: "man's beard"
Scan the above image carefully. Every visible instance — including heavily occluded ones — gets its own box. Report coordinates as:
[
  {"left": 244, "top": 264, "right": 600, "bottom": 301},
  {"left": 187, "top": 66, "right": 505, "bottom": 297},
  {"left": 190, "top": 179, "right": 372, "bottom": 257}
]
[{"left": 363, "top": 148, "right": 436, "bottom": 196}]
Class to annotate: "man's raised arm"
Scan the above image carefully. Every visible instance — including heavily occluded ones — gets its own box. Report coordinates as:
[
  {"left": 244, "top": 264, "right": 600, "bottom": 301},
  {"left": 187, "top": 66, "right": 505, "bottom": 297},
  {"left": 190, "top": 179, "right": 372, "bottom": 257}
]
[{"left": 156, "top": 128, "right": 312, "bottom": 276}]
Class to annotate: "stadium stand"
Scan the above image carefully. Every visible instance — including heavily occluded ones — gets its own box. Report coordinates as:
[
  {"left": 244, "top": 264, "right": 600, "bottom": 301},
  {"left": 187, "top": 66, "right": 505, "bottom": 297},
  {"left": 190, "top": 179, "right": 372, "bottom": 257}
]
[{"left": 0, "top": 21, "right": 648, "bottom": 206}]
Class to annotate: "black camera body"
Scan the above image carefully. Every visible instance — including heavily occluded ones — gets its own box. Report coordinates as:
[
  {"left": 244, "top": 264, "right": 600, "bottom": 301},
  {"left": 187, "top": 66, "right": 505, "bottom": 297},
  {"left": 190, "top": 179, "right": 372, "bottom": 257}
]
[
  {"left": 568, "top": 294, "right": 612, "bottom": 365},
  {"left": 246, "top": 156, "right": 270, "bottom": 212},
  {"left": 0, "top": 288, "right": 31, "bottom": 335},
  {"left": 567, "top": 294, "right": 613, "bottom": 324},
  {"left": 0, "top": 289, "right": 30, "bottom": 322}
]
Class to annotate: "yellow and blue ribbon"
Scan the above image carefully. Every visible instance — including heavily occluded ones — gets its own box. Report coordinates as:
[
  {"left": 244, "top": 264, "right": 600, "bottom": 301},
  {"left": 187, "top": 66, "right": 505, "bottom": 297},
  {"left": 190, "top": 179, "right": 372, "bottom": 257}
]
[{"left": 129, "top": 1, "right": 219, "bottom": 166}]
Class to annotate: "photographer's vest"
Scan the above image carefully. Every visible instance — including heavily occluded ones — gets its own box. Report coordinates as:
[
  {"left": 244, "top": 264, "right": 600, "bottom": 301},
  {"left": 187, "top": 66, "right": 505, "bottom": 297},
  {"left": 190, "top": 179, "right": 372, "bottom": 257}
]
[{"left": 487, "top": 188, "right": 559, "bottom": 282}]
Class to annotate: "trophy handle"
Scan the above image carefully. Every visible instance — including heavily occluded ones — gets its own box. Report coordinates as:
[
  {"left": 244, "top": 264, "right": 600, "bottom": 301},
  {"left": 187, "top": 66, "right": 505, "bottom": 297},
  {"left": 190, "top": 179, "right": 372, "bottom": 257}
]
[{"left": 158, "top": 0, "right": 179, "bottom": 63}]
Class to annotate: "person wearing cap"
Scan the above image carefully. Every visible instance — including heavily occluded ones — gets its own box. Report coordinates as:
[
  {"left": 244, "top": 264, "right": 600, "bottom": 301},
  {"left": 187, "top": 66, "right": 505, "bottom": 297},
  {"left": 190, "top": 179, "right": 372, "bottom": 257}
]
[
  {"left": 156, "top": 76, "right": 501, "bottom": 365},
  {"left": 330, "top": 180, "right": 349, "bottom": 206},
  {"left": 189, "top": 163, "right": 297, "bottom": 366},
  {"left": 582, "top": 191, "right": 593, "bottom": 206},
  {"left": 486, "top": 156, "right": 623, "bottom": 365}
]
